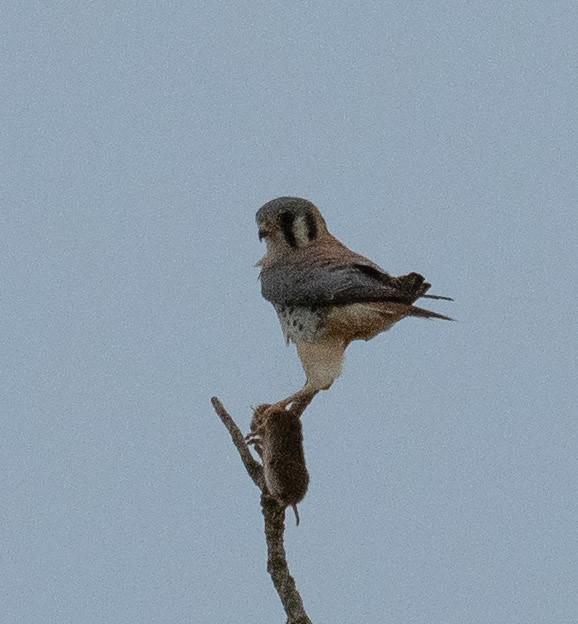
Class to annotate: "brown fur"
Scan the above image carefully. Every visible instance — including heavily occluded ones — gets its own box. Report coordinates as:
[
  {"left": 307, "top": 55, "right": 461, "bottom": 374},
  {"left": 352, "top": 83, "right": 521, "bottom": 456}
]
[{"left": 247, "top": 404, "right": 309, "bottom": 525}]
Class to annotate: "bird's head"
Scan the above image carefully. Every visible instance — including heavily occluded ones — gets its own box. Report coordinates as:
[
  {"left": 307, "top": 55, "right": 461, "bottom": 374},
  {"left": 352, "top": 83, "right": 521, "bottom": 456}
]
[{"left": 256, "top": 197, "right": 328, "bottom": 260}]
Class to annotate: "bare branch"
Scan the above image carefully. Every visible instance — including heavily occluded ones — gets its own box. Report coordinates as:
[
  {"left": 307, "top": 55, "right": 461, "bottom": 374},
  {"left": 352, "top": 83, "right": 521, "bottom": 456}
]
[
  {"left": 211, "top": 396, "right": 264, "bottom": 488},
  {"left": 261, "top": 493, "right": 313, "bottom": 624},
  {"left": 211, "top": 396, "right": 314, "bottom": 624}
]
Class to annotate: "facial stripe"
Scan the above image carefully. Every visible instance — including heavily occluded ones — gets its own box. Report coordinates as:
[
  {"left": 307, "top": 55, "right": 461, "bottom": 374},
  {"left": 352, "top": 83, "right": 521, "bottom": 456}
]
[
  {"left": 279, "top": 212, "right": 297, "bottom": 248},
  {"left": 304, "top": 212, "right": 318, "bottom": 240}
]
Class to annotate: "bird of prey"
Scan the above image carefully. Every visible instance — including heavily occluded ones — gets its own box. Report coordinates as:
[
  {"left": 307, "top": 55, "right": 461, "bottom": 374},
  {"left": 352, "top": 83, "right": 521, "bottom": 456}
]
[{"left": 256, "top": 196, "right": 452, "bottom": 408}]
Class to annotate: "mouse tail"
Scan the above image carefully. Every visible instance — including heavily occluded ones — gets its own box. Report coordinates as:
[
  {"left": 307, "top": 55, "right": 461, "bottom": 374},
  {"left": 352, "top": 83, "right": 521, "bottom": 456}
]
[{"left": 291, "top": 504, "right": 300, "bottom": 526}]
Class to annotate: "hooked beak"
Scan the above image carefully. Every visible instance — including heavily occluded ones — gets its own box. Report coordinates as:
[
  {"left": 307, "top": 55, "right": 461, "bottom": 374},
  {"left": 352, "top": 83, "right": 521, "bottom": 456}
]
[{"left": 258, "top": 224, "right": 271, "bottom": 242}]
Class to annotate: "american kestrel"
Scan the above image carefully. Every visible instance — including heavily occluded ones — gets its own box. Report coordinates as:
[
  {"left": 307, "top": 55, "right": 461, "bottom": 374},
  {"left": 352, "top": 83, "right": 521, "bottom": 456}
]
[{"left": 256, "top": 197, "right": 452, "bottom": 408}]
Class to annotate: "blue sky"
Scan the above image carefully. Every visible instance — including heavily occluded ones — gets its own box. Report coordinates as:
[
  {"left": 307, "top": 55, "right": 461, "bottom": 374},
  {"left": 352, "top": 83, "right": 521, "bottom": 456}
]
[{"left": 2, "top": 2, "right": 576, "bottom": 623}]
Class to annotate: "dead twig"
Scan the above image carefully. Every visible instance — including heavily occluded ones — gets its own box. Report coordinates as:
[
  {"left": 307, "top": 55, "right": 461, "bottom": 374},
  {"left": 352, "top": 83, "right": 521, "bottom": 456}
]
[{"left": 211, "top": 397, "right": 264, "bottom": 488}]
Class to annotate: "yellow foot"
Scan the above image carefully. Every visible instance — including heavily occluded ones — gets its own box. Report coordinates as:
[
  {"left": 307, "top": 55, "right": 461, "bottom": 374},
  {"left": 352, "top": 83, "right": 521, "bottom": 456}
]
[{"left": 270, "top": 389, "right": 318, "bottom": 416}]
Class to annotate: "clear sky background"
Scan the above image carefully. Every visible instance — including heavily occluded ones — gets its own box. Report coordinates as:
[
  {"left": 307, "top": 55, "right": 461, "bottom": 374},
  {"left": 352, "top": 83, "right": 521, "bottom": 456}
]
[{"left": 2, "top": 2, "right": 576, "bottom": 623}]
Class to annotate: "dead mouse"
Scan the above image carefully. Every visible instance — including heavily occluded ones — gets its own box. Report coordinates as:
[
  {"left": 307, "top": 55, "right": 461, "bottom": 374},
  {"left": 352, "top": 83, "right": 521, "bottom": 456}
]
[{"left": 246, "top": 404, "right": 309, "bottom": 525}]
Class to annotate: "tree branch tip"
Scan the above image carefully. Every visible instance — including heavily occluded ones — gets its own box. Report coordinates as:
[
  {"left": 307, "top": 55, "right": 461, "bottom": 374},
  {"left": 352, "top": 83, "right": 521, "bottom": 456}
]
[{"left": 211, "top": 396, "right": 223, "bottom": 409}]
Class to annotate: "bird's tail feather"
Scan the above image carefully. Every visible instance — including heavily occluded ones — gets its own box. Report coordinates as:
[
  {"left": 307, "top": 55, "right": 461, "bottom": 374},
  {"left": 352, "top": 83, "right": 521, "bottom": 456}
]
[
  {"left": 368, "top": 300, "right": 454, "bottom": 321},
  {"left": 407, "top": 304, "right": 454, "bottom": 321},
  {"left": 421, "top": 293, "right": 453, "bottom": 301}
]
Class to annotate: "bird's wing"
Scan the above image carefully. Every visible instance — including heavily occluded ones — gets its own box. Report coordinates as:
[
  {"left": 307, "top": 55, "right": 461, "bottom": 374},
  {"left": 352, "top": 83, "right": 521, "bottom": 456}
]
[{"left": 260, "top": 239, "right": 438, "bottom": 307}]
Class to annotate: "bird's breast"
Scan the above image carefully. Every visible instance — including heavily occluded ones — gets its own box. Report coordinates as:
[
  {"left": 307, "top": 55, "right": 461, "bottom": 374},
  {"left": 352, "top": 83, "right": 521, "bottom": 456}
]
[{"left": 275, "top": 306, "right": 326, "bottom": 343}]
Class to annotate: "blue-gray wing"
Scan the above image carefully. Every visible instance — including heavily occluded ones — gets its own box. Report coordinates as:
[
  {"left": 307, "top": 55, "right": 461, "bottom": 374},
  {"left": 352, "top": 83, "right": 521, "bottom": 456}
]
[{"left": 260, "top": 261, "right": 430, "bottom": 307}]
